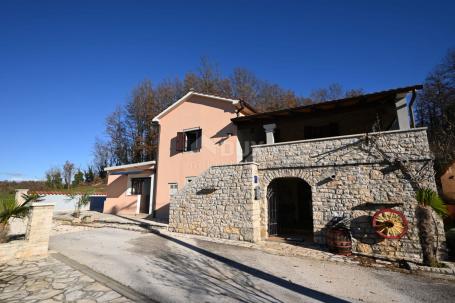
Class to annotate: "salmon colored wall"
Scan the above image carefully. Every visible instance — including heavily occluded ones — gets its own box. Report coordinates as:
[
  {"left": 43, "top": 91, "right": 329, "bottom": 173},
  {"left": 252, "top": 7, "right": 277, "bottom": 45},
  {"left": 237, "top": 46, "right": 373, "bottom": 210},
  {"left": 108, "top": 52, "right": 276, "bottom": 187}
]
[
  {"left": 104, "top": 174, "right": 138, "bottom": 214},
  {"left": 441, "top": 162, "right": 455, "bottom": 202},
  {"left": 441, "top": 162, "right": 455, "bottom": 220},
  {"left": 442, "top": 162, "right": 455, "bottom": 202},
  {"left": 154, "top": 96, "right": 241, "bottom": 219}
]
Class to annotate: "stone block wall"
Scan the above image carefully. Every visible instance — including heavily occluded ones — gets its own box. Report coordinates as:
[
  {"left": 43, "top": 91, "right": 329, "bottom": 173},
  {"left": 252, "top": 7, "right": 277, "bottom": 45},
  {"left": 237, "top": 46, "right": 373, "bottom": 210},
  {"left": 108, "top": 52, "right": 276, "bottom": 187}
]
[
  {"left": 252, "top": 128, "right": 445, "bottom": 262},
  {"left": 0, "top": 202, "right": 55, "bottom": 262},
  {"left": 168, "top": 163, "right": 260, "bottom": 242}
]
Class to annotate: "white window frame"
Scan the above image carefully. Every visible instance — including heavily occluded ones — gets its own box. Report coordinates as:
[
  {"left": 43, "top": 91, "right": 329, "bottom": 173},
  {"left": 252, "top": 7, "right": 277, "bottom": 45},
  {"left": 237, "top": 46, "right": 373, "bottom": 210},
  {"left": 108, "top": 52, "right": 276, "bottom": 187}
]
[
  {"left": 169, "top": 183, "right": 178, "bottom": 197},
  {"left": 124, "top": 172, "right": 154, "bottom": 215}
]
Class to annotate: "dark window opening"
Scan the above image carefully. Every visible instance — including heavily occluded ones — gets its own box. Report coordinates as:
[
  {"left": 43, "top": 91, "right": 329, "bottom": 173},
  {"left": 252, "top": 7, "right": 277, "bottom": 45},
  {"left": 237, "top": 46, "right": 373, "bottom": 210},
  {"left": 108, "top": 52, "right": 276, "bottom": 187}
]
[
  {"left": 268, "top": 178, "right": 313, "bottom": 241},
  {"left": 304, "top": 123, "right": 339, "bottom": 140},
  {"left": 185, "top": 129, "right": 202, "bottom": 151},
  {"left": 273, "top": 128, "right": 281, "bottom": 143},
  {"left": 131, "top": 178, "right": 148, "bottom": 195},
  {"left": 176, "top": 129, "right": 202, "bottom": 152}
]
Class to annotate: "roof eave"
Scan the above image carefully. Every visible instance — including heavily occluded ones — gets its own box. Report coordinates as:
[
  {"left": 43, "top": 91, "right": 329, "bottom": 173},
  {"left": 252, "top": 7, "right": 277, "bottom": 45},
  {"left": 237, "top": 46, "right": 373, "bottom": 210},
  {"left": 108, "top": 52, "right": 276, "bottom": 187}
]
[
  {"left": 104, "top": 161, "right": 156, "bottom": 172},
  {"left": 232, "top": 85, "right": 423, "bottom": 123}
]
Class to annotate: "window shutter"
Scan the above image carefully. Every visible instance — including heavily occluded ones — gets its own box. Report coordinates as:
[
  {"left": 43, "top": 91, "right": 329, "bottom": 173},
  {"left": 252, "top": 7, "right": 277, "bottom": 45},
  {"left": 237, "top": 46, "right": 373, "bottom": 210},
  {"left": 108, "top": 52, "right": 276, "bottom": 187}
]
[{"left": 176, "top": 132, "right": 185, "bottom": 152}]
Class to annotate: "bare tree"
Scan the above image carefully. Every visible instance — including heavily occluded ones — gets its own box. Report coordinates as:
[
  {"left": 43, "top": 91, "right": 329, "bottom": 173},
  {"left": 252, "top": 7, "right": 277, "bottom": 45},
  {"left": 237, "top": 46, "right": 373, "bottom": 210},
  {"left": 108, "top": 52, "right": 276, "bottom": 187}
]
[
  {"left": 256, "top": 82, "right": 298, "bottom": 111},
  {"left": 126, "top": 79, "right": 155, "bottom": 163},
  {"left": 415, "top": 49, "right": 455, "bottom": 180},
  {"left": 45, "top": 167, "right": 63, "bottom": 189},
  {"left": 230, "top": 68, "right": 260, "bottom": 102},
  {"left": 345, "top": 88, "right": 365, "bottom": 98},
  {"left": 106, "top": 107, "right": 129, "bottom": 165},
  {"left": 310, "top": 83, "right": 344, "bottom": 102},
  {"left": 63, "top": 161, "right": 75, "bottom": 189},
  {"left": 309, "top": 83, "right": 365, "bottom": 103},
  {"left": 95, "top": 59, "right": 368, "bottom": 168},
  {"left": 93, "top": 138, "right": 111, "bottom": 180}
]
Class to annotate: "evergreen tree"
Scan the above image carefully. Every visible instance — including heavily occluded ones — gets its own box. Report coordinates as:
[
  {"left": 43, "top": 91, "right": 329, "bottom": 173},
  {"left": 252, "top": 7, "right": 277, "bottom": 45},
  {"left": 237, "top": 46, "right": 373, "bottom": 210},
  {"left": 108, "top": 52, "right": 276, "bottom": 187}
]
[{"left": 72, "top": 170, "right": 84, "bottom": 186}]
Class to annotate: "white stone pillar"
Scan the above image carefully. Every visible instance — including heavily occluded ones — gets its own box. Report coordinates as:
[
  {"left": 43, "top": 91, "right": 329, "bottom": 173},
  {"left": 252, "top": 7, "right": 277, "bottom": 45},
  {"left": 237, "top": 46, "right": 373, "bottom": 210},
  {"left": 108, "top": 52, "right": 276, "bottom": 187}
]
[
  {"left": 395, "top": 97, "right": 410, "bottom": 130},
  {"left": 25, "top": 202, "right": 55, "bottom": 257},
  {"left": 263, "top": 123, "right": 276, "bottom": 145},
  {"left": 15, "top": 189, "right": 29, "bottom": 205}
]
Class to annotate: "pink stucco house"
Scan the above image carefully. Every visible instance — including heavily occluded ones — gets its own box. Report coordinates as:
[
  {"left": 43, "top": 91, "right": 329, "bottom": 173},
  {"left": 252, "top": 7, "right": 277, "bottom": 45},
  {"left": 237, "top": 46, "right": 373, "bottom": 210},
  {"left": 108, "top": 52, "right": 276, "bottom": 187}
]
[
  {"left": 105, "top": 85, "right": 424, "bottom": 220},
  {"left": 103, "top": 85, "right": 447, "bottom": 263},
  {"left": 104, "top": 91, "right": 256, "bottom": 218}
]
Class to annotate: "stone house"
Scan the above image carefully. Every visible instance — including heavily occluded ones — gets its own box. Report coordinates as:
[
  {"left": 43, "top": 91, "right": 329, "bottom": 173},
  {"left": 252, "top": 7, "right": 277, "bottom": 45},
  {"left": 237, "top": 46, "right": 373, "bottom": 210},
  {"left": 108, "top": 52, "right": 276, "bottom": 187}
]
[{"left": 104, "top": 85, "right": 445, "bottom": 261}]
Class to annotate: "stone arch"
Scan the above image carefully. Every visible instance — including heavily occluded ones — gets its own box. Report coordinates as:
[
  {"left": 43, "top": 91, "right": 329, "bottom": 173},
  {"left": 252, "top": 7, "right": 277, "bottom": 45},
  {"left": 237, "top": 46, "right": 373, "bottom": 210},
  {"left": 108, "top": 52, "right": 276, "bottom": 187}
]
[
  {"left": 259, "top": 168, "right": 318, "bottom": 242},
  {"left": 261, "top": 168, "right": 317, "bottom": 187}
]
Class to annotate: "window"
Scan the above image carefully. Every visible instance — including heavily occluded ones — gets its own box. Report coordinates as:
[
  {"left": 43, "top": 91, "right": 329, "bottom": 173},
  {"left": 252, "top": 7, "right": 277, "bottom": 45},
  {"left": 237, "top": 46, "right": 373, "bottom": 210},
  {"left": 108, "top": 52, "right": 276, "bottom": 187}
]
[
  {"left": 131, "top": 178, "right": 148, "bottom": 195},
  {"left": 185, "top": 176, "right": 196, "bottom": 184},
  {"left": 176, "top": 128, "right": 202, "bottom": 152},
  {"left": 169, "top": 183, "right": 178, "bottom": 197}
]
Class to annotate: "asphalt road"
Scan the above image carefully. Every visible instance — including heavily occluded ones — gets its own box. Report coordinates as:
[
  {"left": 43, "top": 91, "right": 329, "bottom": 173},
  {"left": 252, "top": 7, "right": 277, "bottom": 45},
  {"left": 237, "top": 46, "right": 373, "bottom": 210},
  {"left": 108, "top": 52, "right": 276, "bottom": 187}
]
[{"left": 50, "top": 228, "right": 455, "bottom": 303}]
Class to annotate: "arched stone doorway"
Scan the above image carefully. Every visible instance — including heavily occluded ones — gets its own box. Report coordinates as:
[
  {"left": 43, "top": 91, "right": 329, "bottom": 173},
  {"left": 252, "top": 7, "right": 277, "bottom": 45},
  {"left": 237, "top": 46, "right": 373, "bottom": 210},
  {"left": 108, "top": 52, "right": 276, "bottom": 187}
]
[{"left": 267, "top": 177, "right": 313, "bottom": 241}]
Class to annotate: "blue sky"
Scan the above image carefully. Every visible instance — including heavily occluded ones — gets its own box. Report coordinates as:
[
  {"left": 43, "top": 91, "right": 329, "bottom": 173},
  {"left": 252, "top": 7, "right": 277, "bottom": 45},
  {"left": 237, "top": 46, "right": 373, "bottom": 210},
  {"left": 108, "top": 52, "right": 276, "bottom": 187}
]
[{"left": 0, "top": 0, "right": 454, "bottom": 181}]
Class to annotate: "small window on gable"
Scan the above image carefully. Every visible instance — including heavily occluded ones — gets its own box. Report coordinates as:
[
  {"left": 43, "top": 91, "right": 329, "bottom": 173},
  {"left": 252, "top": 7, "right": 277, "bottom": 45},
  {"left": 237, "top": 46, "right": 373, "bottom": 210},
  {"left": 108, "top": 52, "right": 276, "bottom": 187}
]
[
  {"left": 176, "top": 128, "right": 202, "bottom": 152},
  {"left": 169, "top": 183, "right": 178, "bottom": 197}
]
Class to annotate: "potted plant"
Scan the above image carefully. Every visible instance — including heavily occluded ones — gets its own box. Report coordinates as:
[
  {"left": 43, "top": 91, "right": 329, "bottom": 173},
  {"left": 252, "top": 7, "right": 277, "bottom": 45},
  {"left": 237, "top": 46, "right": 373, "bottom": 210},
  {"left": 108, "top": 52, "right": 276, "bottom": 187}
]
[
  {"left": 415, "top": 188, "right": 448, "bottom": 267},
  {"left": 0, "top": 193, "right": 43, "bottom": 243}
]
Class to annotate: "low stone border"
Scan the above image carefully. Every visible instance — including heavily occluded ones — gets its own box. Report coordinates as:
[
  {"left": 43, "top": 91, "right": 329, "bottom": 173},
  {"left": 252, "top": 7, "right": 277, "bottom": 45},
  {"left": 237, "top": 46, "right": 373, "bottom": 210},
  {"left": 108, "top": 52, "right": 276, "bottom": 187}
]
[
  {"left": 406, "top": 261, "right": 455, "bottom": 276},
  {"left": 55, "top": 219, "right": 163, "bottom": 234},
  {"left": 53, "top": 211, "right": 167, "bottom": 234}
]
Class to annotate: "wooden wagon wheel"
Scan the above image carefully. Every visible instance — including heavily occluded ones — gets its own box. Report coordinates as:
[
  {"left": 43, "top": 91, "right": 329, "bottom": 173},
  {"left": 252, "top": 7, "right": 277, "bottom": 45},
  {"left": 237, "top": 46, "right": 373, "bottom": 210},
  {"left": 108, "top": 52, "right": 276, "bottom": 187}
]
[{"left": 372, "top": 209, "right": 408, "bottom": 239}]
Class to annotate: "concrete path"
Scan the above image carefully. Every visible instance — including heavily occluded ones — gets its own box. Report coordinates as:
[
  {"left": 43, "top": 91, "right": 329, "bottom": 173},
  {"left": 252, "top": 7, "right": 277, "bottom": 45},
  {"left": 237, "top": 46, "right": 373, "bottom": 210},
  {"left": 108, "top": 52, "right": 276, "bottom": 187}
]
[{"left": 50, "top": 228, "right": 455, "bottom": 303}]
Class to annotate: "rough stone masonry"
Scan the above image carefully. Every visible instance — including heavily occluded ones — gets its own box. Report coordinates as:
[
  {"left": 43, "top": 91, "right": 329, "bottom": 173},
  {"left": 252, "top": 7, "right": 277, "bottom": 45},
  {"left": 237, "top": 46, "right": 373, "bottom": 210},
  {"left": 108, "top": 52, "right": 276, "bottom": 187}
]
[
  {"left": 169, "top": 163, "right": 261, "bottom": 242},
  {"left": 0, "top": 202, "right": 55, "bottom": 262},
  {"left": 169, "top": 128, "right": 445, "bottom": 262}
]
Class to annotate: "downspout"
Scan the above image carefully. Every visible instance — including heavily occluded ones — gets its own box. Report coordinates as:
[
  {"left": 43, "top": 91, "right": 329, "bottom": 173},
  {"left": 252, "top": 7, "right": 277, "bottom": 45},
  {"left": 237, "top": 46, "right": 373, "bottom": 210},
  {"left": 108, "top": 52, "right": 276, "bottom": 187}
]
[
  {"left": 235, "top": 100, "right": 246, "bottom": 162},
  {"left": 408, "top": 89, "right": 417, "bottom": 128},
  {"left": 151, "top": 121, "right": 160, "bottom": 218}
]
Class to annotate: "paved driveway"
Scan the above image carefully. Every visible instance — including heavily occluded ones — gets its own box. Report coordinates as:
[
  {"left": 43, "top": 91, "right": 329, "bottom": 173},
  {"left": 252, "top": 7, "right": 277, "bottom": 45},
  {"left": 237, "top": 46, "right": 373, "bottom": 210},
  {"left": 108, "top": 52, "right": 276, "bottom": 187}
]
[{"left": 50, "top": 228, "right": 455, "bottom": 303}]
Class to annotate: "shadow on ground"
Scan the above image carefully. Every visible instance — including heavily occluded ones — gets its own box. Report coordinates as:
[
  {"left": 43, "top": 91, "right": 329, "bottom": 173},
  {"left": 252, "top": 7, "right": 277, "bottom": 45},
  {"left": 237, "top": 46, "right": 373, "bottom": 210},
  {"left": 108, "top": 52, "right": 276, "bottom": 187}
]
[{"left": 130, "top": 231, "right": 350, "bottom": 303}]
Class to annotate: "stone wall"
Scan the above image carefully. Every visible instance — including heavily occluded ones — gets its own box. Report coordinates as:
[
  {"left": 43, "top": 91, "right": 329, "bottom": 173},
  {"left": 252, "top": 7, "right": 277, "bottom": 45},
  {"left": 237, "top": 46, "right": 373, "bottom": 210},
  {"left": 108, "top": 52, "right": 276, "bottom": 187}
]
[
  {"left": 252, "top": 128, "right": 445, "bottom": 262},
  {"left": 168, "top": 163, "right": 260, "bottom": 242},
  {"left": 0, "top": 202, "right": 55, "bottom": 262}
]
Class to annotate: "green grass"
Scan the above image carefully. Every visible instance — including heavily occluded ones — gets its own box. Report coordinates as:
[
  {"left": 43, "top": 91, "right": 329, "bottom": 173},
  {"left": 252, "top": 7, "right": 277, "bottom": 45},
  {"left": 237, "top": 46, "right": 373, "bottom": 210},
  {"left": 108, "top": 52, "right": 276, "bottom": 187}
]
[{"left": 0, "top": 192, "right": 14, "bottom": 202}]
